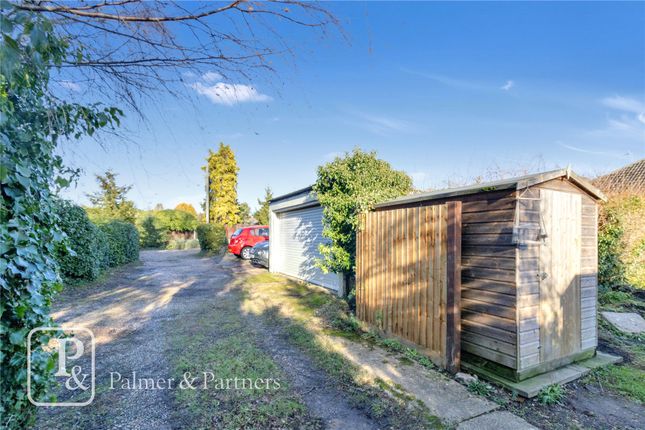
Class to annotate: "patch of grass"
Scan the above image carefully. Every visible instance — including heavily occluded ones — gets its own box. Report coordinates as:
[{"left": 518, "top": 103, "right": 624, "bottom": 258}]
[
  {"left": 467, "top": 380, "right": 494, "bottom": 397},
  {"left": 243, "top": 276, "right": 444, "bottom": 429},
  {"left": 537, "top": 384, "right": 565, "bottom": 405},
  {"left": 585, "top": 365, "right": 645, "bottom": 403},
  {"left": 378, "top": 337, "right": 405, "bottom": 353},
  {"left": 167, "top": 289, "right": 320, "bottom": 429},
  {"left": 245, "top": 272, "right": 284, "bottom": 284}
]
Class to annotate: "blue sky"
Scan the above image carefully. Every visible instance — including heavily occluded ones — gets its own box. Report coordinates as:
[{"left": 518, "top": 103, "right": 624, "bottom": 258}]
[{"left": 58, "top": 1, "right": 645, "bottom": 212}]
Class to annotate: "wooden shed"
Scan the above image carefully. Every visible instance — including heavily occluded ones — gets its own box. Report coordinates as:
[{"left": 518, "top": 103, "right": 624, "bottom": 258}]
[{"left": 361, "top": 168, "right": 606, "bottom": 380}]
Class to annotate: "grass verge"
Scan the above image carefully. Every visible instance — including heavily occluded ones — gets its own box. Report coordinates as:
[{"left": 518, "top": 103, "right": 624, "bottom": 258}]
[
  {"left": 241, "top": 273, "right": 444, "bottom": 429},
  {"left": 166, "top": 286, "right": 321, "bottom": 429}
]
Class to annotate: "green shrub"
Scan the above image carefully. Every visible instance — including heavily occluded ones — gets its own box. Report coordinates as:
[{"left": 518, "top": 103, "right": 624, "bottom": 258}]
[
  {"left": 537, "top": 384, "right": 565, "bottom": 405},
  {"left": 599, "top": 195, "right": 645, "bottom": 289},
  {"left": 166, "top": 239, "right": 186, "bottom": 250},
  {"left": 185, "top": 238, "right": 200, "bottom": 249},
  {"left": 139, "top": 215, "right": 165, "bottom": 248},
  {"left": 196, "top": 223, "right": 227, "bottom": 252},
  {"left": 99, "top": 221, "right": 139, "bottom": 266},
  {"left": 153, "top": 209, "right": 198, "bottom": 232},
  {"left": 54, "top": 200, "right": 109, "bottom": 282},
  {"left": 313, "top": 148, "right": 412, "bottom": 294},
  {"left": 467, "top": 380, "right": 494, "bottom": 397}
]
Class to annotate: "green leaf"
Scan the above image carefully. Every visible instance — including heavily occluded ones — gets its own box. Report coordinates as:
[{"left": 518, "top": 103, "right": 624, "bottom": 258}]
[{"left": 9, "top": 330, "right": 25, "bottom": 346}]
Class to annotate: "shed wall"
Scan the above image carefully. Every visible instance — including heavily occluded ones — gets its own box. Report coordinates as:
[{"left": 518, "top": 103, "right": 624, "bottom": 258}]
[
  {"left": 460, "top": 191, "right": 521, "bottom": 369},
  {"left": 377, "top": 190, "right": 523, "bottom": 369},
  {"left": 516, "top": 179, "right": 599, "bottom": 371}
]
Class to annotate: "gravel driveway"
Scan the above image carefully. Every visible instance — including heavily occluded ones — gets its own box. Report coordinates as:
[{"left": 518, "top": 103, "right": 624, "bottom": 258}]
[{"left": 34, "top": 250, "right": 383, "bottom": 429}]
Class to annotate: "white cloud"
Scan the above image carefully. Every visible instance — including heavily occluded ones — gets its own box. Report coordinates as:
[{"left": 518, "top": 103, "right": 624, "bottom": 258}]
[
  {"left": 191, "top": 82, "right": 271, "bottom": 106},
  {"left": 602, "top": 95, "right": 645, "bottom": 114},
  {"left": 501, "top": 80, "right": 514, "bottom": 91},
  {"left": 59, "top": 80, "right": 81, "bottom": 92},
  {"left": 596, "top": 95, "right": 645, "bottom": 139},
  {"left": 343, "top": 109, "right": 416, "bottom": 135},
  {"left": 557, "top": 142, "right": 627, "bottom": 158},
  {"left": 401, "top": 68, "right": 487, "bottom": 91},
  {"left": 202, "top": 71, "right": 223, "bottom": 83}
]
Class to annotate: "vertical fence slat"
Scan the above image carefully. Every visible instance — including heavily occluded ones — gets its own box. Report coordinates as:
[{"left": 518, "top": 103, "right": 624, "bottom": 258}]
[
  {"left": 419, "top": 206, "right": 428, "bottom": 348},
  {"left": 386, "top": 209, "right": 393, "bottom": 334},
  {"left": 357, "top": 213, "right": 362, "bottom": 321},
  {"left": 440, "top": 204, "right": 448, "bottom": 366},
  {"left": 413, "top": 207, "right": 420, "bottom": 345}
]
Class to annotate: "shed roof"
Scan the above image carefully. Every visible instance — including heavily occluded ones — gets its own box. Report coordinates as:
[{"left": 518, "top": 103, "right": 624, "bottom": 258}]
[
  {"left": 593, "top": 159, "right": 645, "bottom": 195},
  {"left": 375, "top": 168, "right": 607, "bottom": 209}
]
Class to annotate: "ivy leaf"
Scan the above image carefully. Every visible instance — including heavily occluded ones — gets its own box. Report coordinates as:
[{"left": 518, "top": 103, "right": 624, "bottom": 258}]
[{"left": 9, "top": 329, "right": 26, "bottom": 346}]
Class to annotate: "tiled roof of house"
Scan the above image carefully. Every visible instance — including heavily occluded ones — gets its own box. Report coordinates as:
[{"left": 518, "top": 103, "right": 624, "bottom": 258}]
[{"left": 594, "top": 159, "right": 645, "bottom": 195}]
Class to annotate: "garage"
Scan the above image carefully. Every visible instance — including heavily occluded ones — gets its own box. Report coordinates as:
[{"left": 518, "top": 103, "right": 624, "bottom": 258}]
[{"left": 269, "top": 186, "right": 344, "bottom": 294}]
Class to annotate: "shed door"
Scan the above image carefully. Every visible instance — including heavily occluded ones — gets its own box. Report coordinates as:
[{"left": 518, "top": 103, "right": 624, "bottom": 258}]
[
  {"left": 275, "top": 205, "right": 342, "bottom": 292},
  {"left": 539, "top": 189, "right": 582, "bottom": 362}
]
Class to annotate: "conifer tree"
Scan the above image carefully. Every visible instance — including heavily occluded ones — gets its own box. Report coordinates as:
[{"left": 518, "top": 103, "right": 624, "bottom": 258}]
[
  {"left": 205, "top": 143, "right": 241, "bottom": 225},
  {"left": 253, "top": 187, "right": 273, "bottom": 225},
  {"left": 86, "top": 170, "right": 137, "bottom": 223}
]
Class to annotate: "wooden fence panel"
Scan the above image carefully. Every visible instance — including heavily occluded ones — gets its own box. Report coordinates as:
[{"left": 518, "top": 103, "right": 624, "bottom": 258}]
[{"left": 356, "top": 202, "right": 462, "bottom": 372}]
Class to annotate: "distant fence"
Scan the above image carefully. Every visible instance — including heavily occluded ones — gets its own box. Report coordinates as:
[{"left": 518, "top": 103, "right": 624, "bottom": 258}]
[
  {"left": 168, "top": 231, "right": 196, "bottom": 241},
  {"left": 356, "top": 202, "right": 462, "bottom": 372}
]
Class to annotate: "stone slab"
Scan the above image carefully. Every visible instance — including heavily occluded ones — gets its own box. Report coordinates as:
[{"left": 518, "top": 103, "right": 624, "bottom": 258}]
[
  {"left": 577, "top": 351, "right": 623, "bottom": 369},
  {"left": 463, "top": 352, "right": 623, "bottom": 398},
  {"left": 601, "top": 311, "right": 645, "bottom": 334},
  {"left": 457, "top": 411, "right": 538, "bottom": 430},
  {"left": 329, "top": 337, "right": 499, "bottom": 425}
]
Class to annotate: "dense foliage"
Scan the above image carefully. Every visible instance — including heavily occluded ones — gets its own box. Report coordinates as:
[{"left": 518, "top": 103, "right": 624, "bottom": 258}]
[
  {"left": 205, "top": 143, "right": 241, "bottom": 225},
  {"left": 139, "top": 215, "right": 165, "bottom": 248},
  {"left": 174, "top": 202, "right": 197, "bottom": 217},
  {"left": 99, "top": 221, "right": 139, "bottom": 267},
  {"left": 0, "top": 7, "right": 121, "bottom": 427},
  {"left": 598, "top": 194, "right": 645, "bottom": 289},
  {"left": 313, "top": 149, "right": 413, "bottom": 280},
  {"left": 135, "top": 209, "right": 198, "bottom": 248},
  {"left": 254, "top": 187, "right": 273, "bottom": 225},
  {"left": 238, "top": 201, "right": 252, "bottom": 224},
  {"left": 166, "top": 238, "right": 200, "bottom": 250},
  {"left": 152, "top": 209, "right": 198, "bottom": 232},
  {"left": 196, "top": 223, "right": 227, "bottom": 252},
  {"left": 86, "top": 170, "right": 137, "bottom": 223},
  {"left": 54, "top": 200, "right": 109, "bottom": 282}
]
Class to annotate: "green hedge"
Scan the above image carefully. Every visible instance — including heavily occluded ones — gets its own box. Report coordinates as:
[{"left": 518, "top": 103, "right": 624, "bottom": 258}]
[
  {"left": 99, "top": 221, "right": 140, "bottom": 267},
  {"left": 55, "top": 200, "right": 109, "bottom": 281},
  {"left": 196, "top": 223, "right": 227, "bottom": 252},
  {"left": 55, "top": 201, "right": 139, "bottom": 283},
  {"left": 599, "top": 195, "right": 645, "bottom": 289}
]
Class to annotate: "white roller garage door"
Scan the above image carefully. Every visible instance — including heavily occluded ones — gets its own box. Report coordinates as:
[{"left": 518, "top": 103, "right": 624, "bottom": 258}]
[{"left": 272, "top": 205, "right": 342, "bottom": 292}]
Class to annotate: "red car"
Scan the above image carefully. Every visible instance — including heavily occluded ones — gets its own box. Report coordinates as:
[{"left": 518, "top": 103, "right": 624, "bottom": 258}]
[{"left": 228, "top": 226, "right": 269, "bottom": 259}]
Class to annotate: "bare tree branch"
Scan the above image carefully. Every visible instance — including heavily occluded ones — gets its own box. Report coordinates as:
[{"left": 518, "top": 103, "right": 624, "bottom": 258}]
[{"left": 11, "top": 1, "right": 342, "bottom": 116}]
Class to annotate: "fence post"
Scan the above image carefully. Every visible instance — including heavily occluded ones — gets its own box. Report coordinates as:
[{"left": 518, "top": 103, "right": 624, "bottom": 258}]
[{"left": 445, "top": 201, "right": 462, "bottom": 373}]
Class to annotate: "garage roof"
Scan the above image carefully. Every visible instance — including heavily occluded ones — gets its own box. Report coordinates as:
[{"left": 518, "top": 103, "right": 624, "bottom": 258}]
[{"left": 270, "top": 185, "right": 314, "bottom": 204}]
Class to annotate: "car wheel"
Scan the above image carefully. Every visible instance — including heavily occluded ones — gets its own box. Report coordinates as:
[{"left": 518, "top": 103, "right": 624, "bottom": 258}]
[{"left": 241, "top": 247, "right": 252, "bottom": 260}]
